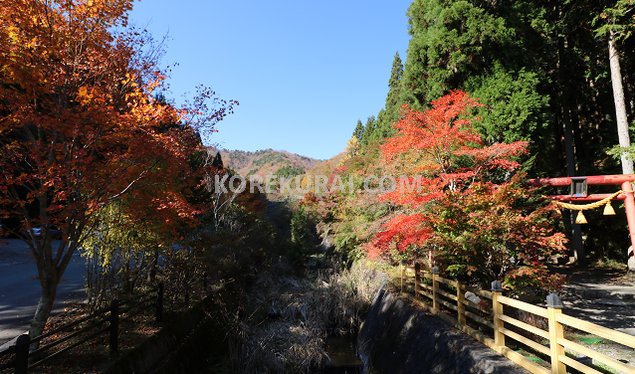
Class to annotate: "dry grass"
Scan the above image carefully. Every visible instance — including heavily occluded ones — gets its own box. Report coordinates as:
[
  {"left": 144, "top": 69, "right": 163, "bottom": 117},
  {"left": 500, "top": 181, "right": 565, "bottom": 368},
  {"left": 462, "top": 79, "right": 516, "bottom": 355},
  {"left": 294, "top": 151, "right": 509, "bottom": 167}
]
[{"left": 232, "top": 259, "right": 387, "bottom": 373}]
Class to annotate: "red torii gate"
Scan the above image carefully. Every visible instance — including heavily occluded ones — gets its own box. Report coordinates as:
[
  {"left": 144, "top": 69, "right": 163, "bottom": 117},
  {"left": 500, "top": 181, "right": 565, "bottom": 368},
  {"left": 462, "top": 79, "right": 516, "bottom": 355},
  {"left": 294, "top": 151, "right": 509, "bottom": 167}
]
[{"left": 529, "top": 174, "right": 635, "bottom": 257}]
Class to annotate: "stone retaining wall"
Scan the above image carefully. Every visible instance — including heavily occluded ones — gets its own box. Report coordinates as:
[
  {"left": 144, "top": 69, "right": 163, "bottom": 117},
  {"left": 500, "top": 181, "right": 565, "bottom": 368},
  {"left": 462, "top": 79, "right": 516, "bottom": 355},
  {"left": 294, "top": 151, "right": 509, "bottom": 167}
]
[{"left": 357, "top": 289, "right": 527, "bottom": 374}]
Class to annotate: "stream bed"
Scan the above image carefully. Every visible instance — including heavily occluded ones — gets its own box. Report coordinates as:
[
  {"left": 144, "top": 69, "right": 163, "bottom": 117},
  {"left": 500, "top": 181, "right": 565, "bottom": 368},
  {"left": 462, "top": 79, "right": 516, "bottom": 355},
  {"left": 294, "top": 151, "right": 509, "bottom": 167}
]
[{"left": 322, "top": 335, "right": 363, "bottom": 374}]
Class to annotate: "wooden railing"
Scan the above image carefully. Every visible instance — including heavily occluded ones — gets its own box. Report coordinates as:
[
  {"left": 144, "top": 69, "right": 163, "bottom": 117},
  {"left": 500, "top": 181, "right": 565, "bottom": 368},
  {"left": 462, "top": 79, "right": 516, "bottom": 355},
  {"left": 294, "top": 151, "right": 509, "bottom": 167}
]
[
  {"left": 0, "top": 284, "right": 164, "bottom": 374},
  {"left": 402, "top": 264, "right": 635, "bottom": 374}
]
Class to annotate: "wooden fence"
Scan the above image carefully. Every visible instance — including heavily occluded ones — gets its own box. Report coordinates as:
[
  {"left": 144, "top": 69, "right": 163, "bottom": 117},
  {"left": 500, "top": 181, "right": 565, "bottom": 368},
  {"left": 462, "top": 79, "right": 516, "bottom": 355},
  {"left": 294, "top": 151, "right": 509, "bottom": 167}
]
[
  {"left": 0, "top": 283, "right": 164, "bottom": 374},
  {"left": 402, "top": 264, "right": 635, "bottom": 374}
]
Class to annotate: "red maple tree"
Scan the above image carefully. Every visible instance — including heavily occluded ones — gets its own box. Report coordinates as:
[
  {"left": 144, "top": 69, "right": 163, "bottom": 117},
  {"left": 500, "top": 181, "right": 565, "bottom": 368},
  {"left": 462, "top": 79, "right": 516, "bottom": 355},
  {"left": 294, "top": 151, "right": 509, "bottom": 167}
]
[{"left": 368, "top": 91, "right": 566, "bottom": 290}]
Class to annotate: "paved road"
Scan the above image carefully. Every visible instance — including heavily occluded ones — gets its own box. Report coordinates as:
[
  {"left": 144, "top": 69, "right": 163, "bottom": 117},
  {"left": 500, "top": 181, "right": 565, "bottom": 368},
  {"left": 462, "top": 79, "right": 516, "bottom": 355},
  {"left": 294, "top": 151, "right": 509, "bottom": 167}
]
[{"left": 0, "top": 239, "right": 85, "bottom": 347}]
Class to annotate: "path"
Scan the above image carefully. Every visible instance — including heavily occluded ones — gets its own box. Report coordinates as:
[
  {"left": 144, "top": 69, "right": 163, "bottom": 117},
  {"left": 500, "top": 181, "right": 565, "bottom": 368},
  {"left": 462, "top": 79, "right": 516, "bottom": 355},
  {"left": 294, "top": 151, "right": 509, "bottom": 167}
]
[
  {"left": 559, "top": 268, "right": 635, "bottom": 335},
  {"left": 552, "top": 267, "right": 635, "bottom": 367},
  {"left": 0, "top": 239, "right": 85, "bottom": 347}
]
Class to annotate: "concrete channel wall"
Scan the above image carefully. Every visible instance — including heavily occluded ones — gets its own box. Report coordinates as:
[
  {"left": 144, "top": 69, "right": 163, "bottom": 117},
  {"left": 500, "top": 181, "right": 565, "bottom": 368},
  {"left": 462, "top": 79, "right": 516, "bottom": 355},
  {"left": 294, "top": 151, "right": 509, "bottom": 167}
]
[{"left": 357, "top": 289, "right": 527, "bottom": 374}]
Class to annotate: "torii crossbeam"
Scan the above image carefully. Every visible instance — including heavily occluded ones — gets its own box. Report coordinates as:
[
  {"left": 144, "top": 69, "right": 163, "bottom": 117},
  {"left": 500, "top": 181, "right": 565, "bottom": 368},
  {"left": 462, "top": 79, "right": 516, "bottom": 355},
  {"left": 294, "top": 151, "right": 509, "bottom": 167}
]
[{"left": 529, "top": 174, "right": 635, "bottom": 258}]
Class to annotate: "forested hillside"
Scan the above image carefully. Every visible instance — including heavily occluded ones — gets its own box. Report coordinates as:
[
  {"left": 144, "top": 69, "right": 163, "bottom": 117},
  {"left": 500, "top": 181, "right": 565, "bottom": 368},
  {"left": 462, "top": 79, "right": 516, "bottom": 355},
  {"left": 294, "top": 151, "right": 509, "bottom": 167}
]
[
  {"left": 210, "top": 148, "right": 319, "bottom": 179},
  {"left": 301, "top": 0, "right": 635, "bottom": 291},
  {"left": 354, "top": 0, "right": 635, "bottom": 177}
]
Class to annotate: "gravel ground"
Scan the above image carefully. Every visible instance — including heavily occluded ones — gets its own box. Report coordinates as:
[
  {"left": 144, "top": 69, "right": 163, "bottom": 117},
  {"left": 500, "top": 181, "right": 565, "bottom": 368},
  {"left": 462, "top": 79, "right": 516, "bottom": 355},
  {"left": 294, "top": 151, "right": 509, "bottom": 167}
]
[{"left": 558, "top": 268, "right": 635, "bottom": 371}]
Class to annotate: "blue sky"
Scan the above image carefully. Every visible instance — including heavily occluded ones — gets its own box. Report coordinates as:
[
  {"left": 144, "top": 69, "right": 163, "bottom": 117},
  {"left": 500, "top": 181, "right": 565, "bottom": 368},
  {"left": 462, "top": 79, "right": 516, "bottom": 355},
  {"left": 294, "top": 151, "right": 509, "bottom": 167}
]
[{"left": 130, "top": 1, "right": 412, "bottom": 160}]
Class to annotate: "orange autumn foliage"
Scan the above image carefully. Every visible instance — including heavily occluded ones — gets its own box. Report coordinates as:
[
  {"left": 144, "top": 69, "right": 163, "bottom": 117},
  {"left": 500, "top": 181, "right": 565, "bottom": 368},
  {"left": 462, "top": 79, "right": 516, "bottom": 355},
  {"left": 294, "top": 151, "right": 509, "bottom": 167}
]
[{"left": 0, "top": 0, "right": 236, "bottom": 337}]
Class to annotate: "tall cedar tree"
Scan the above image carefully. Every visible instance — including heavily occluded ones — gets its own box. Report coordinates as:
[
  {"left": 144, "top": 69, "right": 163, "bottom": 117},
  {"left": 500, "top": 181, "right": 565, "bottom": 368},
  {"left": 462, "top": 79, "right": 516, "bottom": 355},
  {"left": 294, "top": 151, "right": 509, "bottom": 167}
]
[
  {"left": 595, "top": 0, "right": 635, "bottom": 174},
  {"left": 375, "top": 52, "right": 404, "bottom": 139},
  {"left": 352, "top": 120, "right": 365, "bottom": 142},
  {"left": 400, "top": 0, "right": 635, "bottom": 178},
  {"left": 397, "top": 0, "right": 635, "bottom": 260}
]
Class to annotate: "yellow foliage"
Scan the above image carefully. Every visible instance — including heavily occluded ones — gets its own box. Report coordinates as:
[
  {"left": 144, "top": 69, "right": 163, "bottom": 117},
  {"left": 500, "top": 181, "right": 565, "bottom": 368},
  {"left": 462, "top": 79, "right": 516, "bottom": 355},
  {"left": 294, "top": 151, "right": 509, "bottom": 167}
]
[
  {"left": 345, "top": 136, "right": 360, "bottom": 157},
  {"left": 77, "top": 86, "right": 94, "bottom": 105}
]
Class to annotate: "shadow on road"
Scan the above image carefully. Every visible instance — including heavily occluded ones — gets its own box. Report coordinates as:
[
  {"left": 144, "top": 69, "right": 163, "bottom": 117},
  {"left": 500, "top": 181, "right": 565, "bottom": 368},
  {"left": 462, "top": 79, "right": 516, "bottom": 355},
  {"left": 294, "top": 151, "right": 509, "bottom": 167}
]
[{"left": 0, "top": 239, "right": 86, "bottom": 346}]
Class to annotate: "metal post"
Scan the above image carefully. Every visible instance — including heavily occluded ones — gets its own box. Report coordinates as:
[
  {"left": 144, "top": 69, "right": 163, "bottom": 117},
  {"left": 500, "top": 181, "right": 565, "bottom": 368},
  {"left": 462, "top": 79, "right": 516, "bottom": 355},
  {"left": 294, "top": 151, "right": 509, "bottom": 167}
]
[
  {"left": 156, "top": 282, "right": 164, "bottom": 323},
  {"left": 546, "top": 294, "right": 566, "bottom": 373},
  {"left": 14, "top": 333, "right": 30, "bottom": 374},
  {"left": 109, "top": 299, "right": 119, "bottom": 355},
  {"left": 491, "top": 281, "right": 505, "bottom": 348}
]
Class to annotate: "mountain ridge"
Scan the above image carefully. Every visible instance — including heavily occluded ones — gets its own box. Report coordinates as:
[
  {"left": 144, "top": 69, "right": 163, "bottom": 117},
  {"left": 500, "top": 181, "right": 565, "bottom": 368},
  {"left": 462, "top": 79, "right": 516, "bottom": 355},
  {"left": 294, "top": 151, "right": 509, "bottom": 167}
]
[{"left": 207, "top": 147, "right": 322, "bottom": 179}]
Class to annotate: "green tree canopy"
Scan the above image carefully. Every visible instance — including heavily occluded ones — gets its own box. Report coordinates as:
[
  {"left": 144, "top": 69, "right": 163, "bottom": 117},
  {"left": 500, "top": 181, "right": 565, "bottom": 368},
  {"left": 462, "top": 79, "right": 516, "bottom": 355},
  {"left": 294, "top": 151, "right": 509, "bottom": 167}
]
[{"left": 400, "top": 0, "right": 515, "bottom": 108}]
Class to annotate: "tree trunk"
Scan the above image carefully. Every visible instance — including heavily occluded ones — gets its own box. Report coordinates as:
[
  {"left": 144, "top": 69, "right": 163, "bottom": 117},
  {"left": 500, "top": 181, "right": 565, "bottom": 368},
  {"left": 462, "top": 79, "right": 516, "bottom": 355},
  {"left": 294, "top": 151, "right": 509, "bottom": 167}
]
[
  {"left": 28, "top": 238, "right": 68, "bottom": 342},
  {"left": 29, "top": 281, "right": 57, "bottom": 340},
  {"left": 557, "top": 25, "right": 585, "bottom": 264},
  {"left": 609, "top": 32, "right": 633, "bottom": 175},
  {"left": 563, "top": 103, "right": 585, "bottom": 264}
]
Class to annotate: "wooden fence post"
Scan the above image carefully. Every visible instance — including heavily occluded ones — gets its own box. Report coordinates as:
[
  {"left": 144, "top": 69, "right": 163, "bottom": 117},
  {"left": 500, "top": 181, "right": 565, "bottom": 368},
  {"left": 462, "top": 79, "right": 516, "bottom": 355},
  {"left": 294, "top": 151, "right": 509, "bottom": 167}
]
[
  {"left": 109, "top": 299, "right": 119, "bottom": 355},
  {"left": 414, "top": 263, "right": 421, "bottom": 300},
  {"left": 156, "top": 282, "right": 164, "bottom": 323},
  {"left": 491, "top": 281, "right": 505, "bottom": 348},
  {"left": 400, "top": 263, "right": 405, "bottom": 294},
  {"left": 14, "top": 333, "right": 30, "bottom": 374},
  {"left": 456, "top": 281, "right": 466, "bottom": 326},
  {"left": 432, "top": 266, "right": 439, "bottom": 314},
  {"left": 546, "top": 293, "right": 566, "bottom": 374}
]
